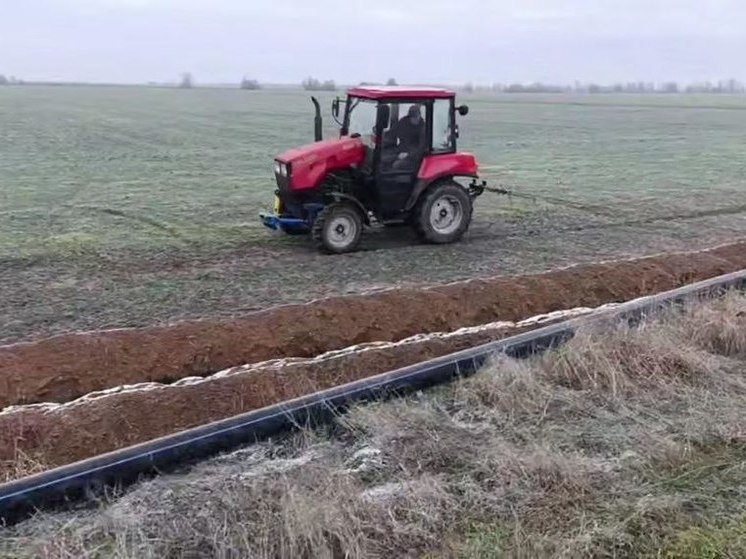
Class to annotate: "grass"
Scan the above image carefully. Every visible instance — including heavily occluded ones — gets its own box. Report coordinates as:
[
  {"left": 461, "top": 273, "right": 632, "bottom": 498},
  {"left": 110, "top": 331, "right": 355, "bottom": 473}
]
[
  {"left": 3, "top": 87, "right": 746, "bottom": 261},
  {"left": 3, "top": 293, "right": 746, "bottom": 558},
  {"left": 663, "top": 515, "right": 746, "bottom": 558},
  {"left": 1, "top": 448, "right": 47, "bottom": 484},
  {"left": 0, "top": 87, "right": 334, "bottom": 260},
  {"left": 2, "top": 86, "right": 746, "bottom": 342}
]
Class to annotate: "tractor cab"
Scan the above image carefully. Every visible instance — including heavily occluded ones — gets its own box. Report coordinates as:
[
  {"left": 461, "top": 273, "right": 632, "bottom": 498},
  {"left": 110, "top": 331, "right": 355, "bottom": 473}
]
[
  {"left": 334, "top": 86, "right": 472, "bottom": 220},
  {"left": 261, "top": 85, "right": 486, "bottom": 253}
]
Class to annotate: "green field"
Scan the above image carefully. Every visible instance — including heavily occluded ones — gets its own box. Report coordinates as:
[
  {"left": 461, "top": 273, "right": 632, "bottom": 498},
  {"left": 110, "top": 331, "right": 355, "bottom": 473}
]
[{"left": 1, "top": 86, "right": 745, "bottom": 341}]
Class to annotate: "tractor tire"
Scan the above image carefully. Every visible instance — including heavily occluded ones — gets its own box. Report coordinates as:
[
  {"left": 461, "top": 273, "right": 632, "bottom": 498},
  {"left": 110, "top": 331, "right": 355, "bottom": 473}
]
[
  {"left": 312, "top": 202, "right": 363, "bottom": 254},
  {"left": 414, "top": 181, "right": 473, "bottom": 244}
]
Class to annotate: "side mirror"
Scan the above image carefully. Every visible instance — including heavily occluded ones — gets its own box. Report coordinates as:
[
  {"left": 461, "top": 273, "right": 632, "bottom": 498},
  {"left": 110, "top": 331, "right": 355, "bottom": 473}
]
[
  {"left": 457, "top": 104, "right": 469, "bottom": 116},
  {"left": 332, "top": 97, "right": 346, "bottom": 127},
  {"left": 376, "top": 104, "right": 391, "bottom": 131}
]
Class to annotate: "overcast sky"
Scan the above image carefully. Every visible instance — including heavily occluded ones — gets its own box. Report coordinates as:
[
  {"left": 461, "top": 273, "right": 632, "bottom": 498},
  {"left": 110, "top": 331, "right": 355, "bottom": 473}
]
[{"left": 2, "top": 0, "right": 745, "bottom": 85}]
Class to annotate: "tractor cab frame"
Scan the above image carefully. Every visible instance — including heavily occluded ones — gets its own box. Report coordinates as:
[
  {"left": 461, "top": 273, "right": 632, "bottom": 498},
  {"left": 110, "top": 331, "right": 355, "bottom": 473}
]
[
  {"left": 261, "top": 86, "right": 486, "bottom": 253},
  {"left": 334, "top": 87, "right": 474, "bottom": 222}
]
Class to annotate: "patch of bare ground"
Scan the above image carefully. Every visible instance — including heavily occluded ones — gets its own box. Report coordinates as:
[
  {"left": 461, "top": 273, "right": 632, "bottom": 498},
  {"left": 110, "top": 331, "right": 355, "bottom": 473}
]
[
  {"left": 4, "top": 294, "right": 746, "bottom": 558},
  {"left": 1, "top": 239, "right": 746, "bottom": 409}
]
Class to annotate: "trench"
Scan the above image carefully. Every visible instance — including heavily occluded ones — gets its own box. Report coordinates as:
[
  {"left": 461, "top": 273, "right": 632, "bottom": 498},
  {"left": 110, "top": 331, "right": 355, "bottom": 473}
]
[
  {"left": 0, "top": 308, "right": 597, "bottom": 481},
  {"left": 1, "top": 240, "right": 745, "bottom": 409}
]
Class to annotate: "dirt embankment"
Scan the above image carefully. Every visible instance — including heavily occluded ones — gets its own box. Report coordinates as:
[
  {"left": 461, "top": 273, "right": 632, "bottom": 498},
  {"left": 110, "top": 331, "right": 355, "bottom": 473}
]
[
  {"left": 1, "top": 316, "right": 571, "bottom": 478},
  {"left": 1, "top": 240, "right": 746, "bottom": 409}
]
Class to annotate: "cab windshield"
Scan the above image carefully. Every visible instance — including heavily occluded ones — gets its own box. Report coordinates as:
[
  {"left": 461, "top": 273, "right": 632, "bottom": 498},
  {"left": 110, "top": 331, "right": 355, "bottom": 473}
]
[{"left": 346, "top": 98, "right": 378, "bottom": 138}]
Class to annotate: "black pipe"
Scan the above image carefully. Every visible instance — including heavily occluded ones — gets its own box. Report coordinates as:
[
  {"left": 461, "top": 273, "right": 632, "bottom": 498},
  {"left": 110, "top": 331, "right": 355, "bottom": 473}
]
[
  {"left": 311, "top": 96, "right": 322, "bottom": 141},
  {"left": 1, "top": 270, "right": 745, "bottom": 525}
]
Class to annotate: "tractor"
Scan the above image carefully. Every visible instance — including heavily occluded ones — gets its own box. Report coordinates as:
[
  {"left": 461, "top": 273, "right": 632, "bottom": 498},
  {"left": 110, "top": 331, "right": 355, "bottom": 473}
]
[{"left": 260, "top": 85, "right": 486, "bottom": 253}]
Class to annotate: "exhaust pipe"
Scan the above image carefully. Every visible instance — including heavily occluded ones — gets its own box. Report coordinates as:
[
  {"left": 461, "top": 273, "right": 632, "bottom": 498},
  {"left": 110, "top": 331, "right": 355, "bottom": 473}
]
[{"left": 311, "top": 96, "right": 322, "bottom": 141}]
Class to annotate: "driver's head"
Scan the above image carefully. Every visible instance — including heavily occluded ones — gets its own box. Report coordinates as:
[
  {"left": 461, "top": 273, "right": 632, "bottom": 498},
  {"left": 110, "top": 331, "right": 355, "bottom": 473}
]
[{"left": 407, "top": 104, "right": 422, "bottom": 124}]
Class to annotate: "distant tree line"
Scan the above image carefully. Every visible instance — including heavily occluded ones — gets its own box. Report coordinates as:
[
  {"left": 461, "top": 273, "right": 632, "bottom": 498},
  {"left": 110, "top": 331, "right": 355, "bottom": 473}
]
[
  {"left": 4, "top": 72, "right": 745, "bottom": 95},
  {"left": 179, "top": 73, "right": 194, "bottom": 89},
  {"left": 240, "top": 76, "right": 261, "bottom": 90},
  {"left": 358, "top": 78, "right": 399, "bottom": 86},
  {"left": 169, "top": 75, "right": 746, "bottom": 94},
  {"left": 462, "top": 79, "right": 746, "bottom": 94},
  {"left": 682, "top": 79, "right": 746, "bottom": 94},
  {"left": 0, "top": 75, "right": 23, "bottom": 85},
  {"left": 302, "top": 77, "right": 336, "bottom": 91},
  {"left": 173, "top": 72, "right": 263, "bottom": 89}
]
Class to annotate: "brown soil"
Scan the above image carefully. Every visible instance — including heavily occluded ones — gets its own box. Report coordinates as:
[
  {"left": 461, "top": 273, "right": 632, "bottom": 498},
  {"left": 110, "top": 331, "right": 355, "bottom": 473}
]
[
  {"left": 0, "top": 319, "right": 547, "bottom": 480},
  {"left": 1, "top": 240, "right": 745, "bottom": 409}
]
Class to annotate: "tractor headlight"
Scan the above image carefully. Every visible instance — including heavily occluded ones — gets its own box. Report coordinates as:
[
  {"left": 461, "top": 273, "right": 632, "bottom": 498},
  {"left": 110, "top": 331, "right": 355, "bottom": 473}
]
[{"left": 274, "top": 161, "right": 289, "bottom": 177}]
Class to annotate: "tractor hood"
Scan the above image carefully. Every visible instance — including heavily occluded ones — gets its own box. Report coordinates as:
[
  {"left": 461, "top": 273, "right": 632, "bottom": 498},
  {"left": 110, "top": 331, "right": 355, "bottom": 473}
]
[
  {"left": 275, "top": 136, "right": 364, "bottom": 165},
  {"left": 275, "top": 136, "right": 367, "bottom": 191}
]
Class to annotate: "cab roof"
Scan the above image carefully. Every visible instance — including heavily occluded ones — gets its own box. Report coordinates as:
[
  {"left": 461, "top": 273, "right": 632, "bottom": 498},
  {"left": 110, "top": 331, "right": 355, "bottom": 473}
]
[{"left": 346, "top": 85, "right": 455, "bottom": 100}]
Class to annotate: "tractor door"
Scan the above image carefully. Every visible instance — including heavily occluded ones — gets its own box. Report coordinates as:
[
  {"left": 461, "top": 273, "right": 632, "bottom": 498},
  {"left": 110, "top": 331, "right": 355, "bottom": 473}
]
[{"left": 373, "top": 101, "right": 430, "bottom": 219}]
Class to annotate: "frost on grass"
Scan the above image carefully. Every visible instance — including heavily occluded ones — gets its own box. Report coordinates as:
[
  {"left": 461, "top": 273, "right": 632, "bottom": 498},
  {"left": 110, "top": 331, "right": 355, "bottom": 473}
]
[{"left": 4, "top": 295, "right": 746, "bottom": 558}]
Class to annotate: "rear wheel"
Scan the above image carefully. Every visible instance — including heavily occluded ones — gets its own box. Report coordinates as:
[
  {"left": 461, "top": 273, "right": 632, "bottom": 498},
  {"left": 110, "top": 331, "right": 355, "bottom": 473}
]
[
  {"left": 414, "top": 181, "right": 473, "bottom": 244},
  {"left": 312, "top": 202, "right": 363, "bottom": 254}
]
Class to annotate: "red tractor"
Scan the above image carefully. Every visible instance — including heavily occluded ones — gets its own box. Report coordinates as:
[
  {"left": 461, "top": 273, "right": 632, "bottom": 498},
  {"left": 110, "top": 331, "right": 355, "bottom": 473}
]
[{"left": 260, "top": 85, "right": 486, "bottom": 253}]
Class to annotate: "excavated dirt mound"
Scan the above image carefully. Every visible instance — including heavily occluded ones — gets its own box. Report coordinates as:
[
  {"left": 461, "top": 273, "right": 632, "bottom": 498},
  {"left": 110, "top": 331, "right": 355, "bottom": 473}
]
[
  {"left": 0, "top": 310, "right": 594, "bottom": 480},
  {"left": 1, "top": 240, "right": 745, "bottom": 408}
]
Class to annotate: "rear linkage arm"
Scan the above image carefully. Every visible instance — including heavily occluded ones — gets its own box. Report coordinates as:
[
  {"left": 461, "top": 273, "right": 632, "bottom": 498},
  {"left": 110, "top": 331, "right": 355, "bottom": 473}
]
[
  {"left": 479, "top": 181, "right": 620, "bottom": 219},
  {"left": 468, "top": 179, "right": 514, "bottom": 199}
]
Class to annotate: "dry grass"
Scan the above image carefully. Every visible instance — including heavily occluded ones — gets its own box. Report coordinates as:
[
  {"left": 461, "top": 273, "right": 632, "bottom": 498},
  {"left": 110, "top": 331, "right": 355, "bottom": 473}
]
[
  {"left": 675, "top": 293, "right": 746, "bottom": 359},
  {"left": 1, "top": 445, "right": 48, "bottom": 484},
  {"left": 3, "top": 294, "right": 746, "bottom": 558}
]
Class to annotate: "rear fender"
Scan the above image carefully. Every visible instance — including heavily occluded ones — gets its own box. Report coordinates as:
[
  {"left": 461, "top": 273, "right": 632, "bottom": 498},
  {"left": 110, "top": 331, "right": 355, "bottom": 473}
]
[
  {"left": 405, "top": 152, "right": 478, "bottom": 210},
  {"left": 404, "top": 175, "right": 476, "bottom": 211}
]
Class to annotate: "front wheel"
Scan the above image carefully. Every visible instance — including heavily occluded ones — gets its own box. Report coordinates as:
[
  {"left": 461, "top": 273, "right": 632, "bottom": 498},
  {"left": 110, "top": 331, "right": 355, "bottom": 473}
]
[
  {"left": 414, "top": 181, "right": 473, "bottom": 244},
  {"left": 312, "top": 203, "right": 364, "bottom": 254}
]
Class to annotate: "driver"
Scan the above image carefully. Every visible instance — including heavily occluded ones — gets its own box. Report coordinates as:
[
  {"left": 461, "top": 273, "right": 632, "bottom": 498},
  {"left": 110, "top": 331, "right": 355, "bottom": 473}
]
[{"left": 392, "top": 104, "right": 426, "bottom": 169}]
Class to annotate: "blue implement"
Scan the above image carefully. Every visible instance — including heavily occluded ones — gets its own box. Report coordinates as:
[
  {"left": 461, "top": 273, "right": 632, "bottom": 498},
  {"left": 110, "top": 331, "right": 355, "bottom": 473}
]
[{"left": 260, "top": 213, "right": 309, "bottom": 233}]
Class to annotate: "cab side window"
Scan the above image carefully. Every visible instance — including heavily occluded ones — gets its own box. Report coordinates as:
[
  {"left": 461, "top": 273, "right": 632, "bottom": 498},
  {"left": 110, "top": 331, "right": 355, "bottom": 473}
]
[{"left": 432, "top": 99, "right": 454, "bottom": 153}]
